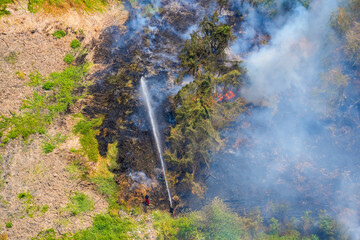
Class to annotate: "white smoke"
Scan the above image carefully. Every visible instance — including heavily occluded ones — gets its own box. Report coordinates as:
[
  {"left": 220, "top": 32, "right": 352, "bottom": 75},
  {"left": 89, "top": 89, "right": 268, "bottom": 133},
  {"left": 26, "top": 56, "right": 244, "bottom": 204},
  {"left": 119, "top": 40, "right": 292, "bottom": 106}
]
[{"left": 242, "top": 0, "right": 338, "bottom": 101}]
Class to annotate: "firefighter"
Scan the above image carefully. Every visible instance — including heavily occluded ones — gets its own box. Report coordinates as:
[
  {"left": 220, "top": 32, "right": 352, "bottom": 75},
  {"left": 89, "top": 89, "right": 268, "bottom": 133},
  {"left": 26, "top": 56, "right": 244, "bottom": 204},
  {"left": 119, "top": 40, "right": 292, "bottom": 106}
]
[{"left": 144, "top": 195, "right": 150, "bottom": 206}]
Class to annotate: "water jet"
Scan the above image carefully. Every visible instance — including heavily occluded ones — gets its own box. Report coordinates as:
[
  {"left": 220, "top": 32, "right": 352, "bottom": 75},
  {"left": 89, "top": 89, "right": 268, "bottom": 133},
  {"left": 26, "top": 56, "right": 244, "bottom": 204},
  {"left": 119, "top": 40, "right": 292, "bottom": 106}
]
[{"left": 140, "top": 77, "right": 173, "bottom": 207}]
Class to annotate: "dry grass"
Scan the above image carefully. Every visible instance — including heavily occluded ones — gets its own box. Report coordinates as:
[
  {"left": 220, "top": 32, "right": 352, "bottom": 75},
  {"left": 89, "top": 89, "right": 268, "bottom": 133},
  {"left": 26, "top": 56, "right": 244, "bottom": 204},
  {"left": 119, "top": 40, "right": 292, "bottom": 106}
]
[{"left": 28, "top": 0, "right": 107, "bottom": 14}]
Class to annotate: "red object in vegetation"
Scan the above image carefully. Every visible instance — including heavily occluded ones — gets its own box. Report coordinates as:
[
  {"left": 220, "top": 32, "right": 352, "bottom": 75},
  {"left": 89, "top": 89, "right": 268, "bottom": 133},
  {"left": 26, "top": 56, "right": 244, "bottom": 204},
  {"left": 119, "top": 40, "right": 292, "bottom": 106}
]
[
  {"left": 144, "top": 195, "right": 150, "bottom": 206},
  {"left": 225, "top": 90, "right": 235, "bottom": 100},
  {"left": 216, "top": 90, "right": 235, "bottom": 102}
]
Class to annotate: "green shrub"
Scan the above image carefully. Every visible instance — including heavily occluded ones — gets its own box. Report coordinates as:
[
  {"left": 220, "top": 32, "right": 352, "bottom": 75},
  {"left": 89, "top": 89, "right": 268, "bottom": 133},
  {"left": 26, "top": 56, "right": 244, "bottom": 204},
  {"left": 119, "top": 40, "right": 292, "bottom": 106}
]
[
  {"left": 106, "top": 141, "right": 118, "bottom": 171},
  {"left": 0, "top": 0, "right": 12, "bottom": 13},
  {"left": 52, "top": 30, "right": 66, "bottom": 39},
  {"left": 0, "top": 0, "right": 12, "bottom": 17},
  {"left": 16, "top": 71, "right": 26, "bottom": 80},
  {"left": 90, "top": 176, "right": 119, "bottom": 211},
  {"left": 41, "top": 142, "right": 56, "bottom": 153},
  {"left": 41, "top": 133, "right": 66, "bottom": 153},
  {"left": 18, "top": 191, "right": 31, "bottom": 199},
  {"left": 42, "top": 81, "right": 54, "bottom": 90},
  {"left": 63, "top": 54, "right": 74, "bottom": 64},
  {"left": 72, "top": 214, "right": 136, "bottom": 239},
  {"left": 41, "top": 204, "right": 49, "bottom": 213},
  {"left": 66, "top": 160, "right": 89, "bottom": 180},
  {"left": 5, "top": 222, "right": 12, "bottom": 228},
  {"left": 0, "top": 64, "right": 90, "bottom": 143},
  {"left": 70, "top": 39, "right": 81, "bottom": 49},
  {"left": 195, "top": 198, "right": 246, "bottom": 239},
  {"left": 66, "top": 192, "right": 94, "bottom": 216},
  {"left": 28, "top": 71, "right": 43, "bottom": 86},
  {"left": 28, "top": 0, "right": 107, "bottom": 14},
  {"left": 31, "top": 228, "right": 56, "bottom": 240},
  {"left": 73, "top": 115, "right": 103, "bottom": 162}
]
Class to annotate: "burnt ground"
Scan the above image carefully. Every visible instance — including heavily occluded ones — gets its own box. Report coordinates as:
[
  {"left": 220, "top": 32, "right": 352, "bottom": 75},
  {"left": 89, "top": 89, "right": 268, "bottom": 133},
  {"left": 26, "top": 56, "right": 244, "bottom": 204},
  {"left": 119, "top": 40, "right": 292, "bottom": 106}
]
[
  {"left": 80, "top": 0, "right": 208, "bottom": 211},
  {"left": 80, "top": 0, "right": 257, "bottom": 213}
]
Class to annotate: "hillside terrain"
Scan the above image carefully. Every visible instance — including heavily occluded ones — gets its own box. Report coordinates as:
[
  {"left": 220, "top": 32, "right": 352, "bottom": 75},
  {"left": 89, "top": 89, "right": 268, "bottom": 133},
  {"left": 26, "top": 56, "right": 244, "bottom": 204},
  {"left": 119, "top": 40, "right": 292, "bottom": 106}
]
[{"left": 0, "top": 0, "right": 360, "bottom": 239}]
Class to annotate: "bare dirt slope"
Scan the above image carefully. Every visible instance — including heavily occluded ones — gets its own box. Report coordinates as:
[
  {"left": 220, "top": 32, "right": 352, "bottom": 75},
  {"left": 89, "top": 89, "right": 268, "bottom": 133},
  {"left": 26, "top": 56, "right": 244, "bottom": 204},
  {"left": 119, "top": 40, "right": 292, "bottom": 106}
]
[
  {"left": 0, "top": 3, "right": 128, "bottom": 239},
  {"left": 0, "top": 2, "right": 128, "bottom": 116}
]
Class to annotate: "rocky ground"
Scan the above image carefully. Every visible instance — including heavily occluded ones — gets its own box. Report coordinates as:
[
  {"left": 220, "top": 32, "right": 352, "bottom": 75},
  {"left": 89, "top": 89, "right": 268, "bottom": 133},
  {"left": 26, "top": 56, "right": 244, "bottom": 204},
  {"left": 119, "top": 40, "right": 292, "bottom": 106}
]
[{"left": 0, "top": 2, "right": 130, "bottom": 239}]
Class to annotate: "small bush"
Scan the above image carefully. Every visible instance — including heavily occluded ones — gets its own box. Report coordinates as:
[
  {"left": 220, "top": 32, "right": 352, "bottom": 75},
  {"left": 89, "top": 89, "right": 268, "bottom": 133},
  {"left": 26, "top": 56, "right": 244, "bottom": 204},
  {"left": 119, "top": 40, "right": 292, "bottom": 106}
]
[
  {"left": 71, "top": 214, "right": 136, "bottom": 239},
  {"left": 73, "top": 115, "right": 103, "bottom": 162},
  {"left": 5, "top": 222, "right": 12, "bottom": 228},
  {"left": 42, "top": 142, "right": 56, "bottom": 153},
  {"left": 28, "top": 0, "right": 106, "bottom": 14},
  {"left": 41, "top": 204, "right": 49, "bottom": 213},
  {"left": 66, "top": 192, "right": 94, "bottom": 216},
  {"left": 52, "top": 30, "right": 66, "bottom": 39},
  {"left": 42, "top": 81, "right": 54, "bottom": 90},
  {"left": 31, "top": 228, "right": 56, "bottom": 240},
  {"left": 91, "top": 176, "right": 119, "bottom": 211},
  {"left": 70, "top": 39, "right": 81, "bottom": 49},
  {"left": 0, "top": 0, "right": 12, "bottom": 17},
  {"left": 0, "top": 64, "right": 90, "bottom": 143},
  {"left": 41, "top": 134, "right": 66, "bottom": 153},
  {"left": 18, "top": 191, "right": 29, "bottom": 199},
  {"left": 63, "top": 54, "right": 74, "bottom": 64},
  {"left": 16, "top": 71, "right": 26, "bottom": 80},
  {"left": 28, "top": 71, "right": 43, "bottom": 86}
]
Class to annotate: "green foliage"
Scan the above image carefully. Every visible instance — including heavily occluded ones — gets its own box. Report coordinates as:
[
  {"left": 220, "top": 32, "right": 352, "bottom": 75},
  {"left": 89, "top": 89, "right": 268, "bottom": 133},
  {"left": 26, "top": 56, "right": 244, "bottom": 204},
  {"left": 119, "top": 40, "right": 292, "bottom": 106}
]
[
  {"left": 41, "top": 133, "right": 66, "bottom": 153},
  {"left": 18, "top": 191, "right": 32, "bottom": 200},
  {"left": 0, "top": 0, "right": 12, "bottom": 16},
  {"left": 16, "top": 71, "right": 26, "bottom": 80},
  {"left": 152, "top": 211, "right": 198, "bottom": 240},
  {"left": 42, "top": 81, "right": 54, "bottom": 90},
  {"left": 167, "top": 12, "right": 246, "bottom": 197},
  {"left": 42, "top": 142, "right": 56, "bottom": 153},
  {"left": 194, "top": 198, "right": 246, "bottom": 239},
  {"left": 5, "top": 222, "right": 12, "bottom": 228},
  {"left": 17, "top": 191, "right": 44, "bottom": 218},
  {"left": 317, "top": 211, "right": 337, "bottom": 240},
  {"left": 71, "top": 214, "right": 136, "bottom": 239},
  {"left": 70, "top": 39, "right": 81, "bottom": 49},
  {"left": 106, "top": 141, "right": 118, "bottom": 171},
  {"left": 52, "top": 30, "right": 66, "bottom": 39},
  {"left": 241, "top": 207, "right": 263, "bottom": 238},
  {"left": 66, "top": 160, "right": 88, "bottom": 180},
  {"left": 64, "top": 54, "right": 75, "bottom": 64},
  {"left": 269, "top": 218, "right": 280, "bottom": 235},
  {"left": 31, "top": 228, "right": 56, "bottom": 240},
  {"left": 179, "top": 12, "right": 234, "bottom": 76},
  {"left": 301, "top": 211, "right": 314, "bottom": 237},
  {"left": 28, "top": 71, "right": 43, "bottom": 86},
  {"left": 90, "top": 176, "right": 119, "bottom": 211},
  {"left": 41, "top": 204, "right": 49, "bottom": 213},
  {"left": 73, "top": 115, "right": 103, "bottom": 161},
  {"left": 165, "top": 77, "right": 224, "bottom": 196},
  {"left": 66, "top": 192, "right": 94, "bottom": 216},
  {"left": 28, "top": 0, "right": 107, "bottom": 13},
  {"left": 0, "top": 64, "right": 89, "bottom": 144}
]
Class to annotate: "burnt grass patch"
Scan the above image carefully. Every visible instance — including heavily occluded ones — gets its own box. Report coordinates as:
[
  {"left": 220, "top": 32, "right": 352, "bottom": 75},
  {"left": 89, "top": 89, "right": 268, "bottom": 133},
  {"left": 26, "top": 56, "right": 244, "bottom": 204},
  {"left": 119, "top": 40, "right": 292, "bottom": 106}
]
[{"left": 80, "top": 0, "right": 212, "bottom": 211}]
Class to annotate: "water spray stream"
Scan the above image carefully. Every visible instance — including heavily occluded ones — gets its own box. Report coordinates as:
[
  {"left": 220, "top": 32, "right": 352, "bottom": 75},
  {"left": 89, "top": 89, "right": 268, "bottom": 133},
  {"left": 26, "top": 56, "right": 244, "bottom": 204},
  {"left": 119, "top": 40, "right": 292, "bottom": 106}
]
[{"left": 140, "top": 77, "right": 173, "bottom": 207}]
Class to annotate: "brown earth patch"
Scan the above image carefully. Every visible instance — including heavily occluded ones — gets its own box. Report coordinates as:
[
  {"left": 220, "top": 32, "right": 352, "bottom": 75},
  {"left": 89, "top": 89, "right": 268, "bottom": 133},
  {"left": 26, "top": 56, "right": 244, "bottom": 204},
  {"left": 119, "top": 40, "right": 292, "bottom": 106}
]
[
  {"left": 0, "top": 3, "right": 129, "bottom": 239},
  {"left": 0, "top": 1, "right": 128, "bottom": 116}
]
